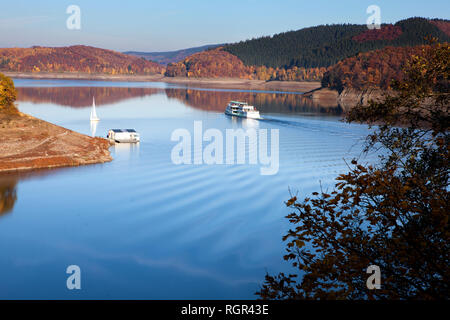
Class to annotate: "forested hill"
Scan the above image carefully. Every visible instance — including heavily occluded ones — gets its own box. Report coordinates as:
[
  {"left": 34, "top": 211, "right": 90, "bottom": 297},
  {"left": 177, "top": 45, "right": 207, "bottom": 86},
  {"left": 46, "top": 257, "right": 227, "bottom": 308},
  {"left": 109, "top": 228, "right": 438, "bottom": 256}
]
[
  {"left": 0, "top": 45, "right": 165, "bottom": 75},
  {"left": 321, "top": 45, "right": 429, "bottom": 91},
  {"left": 125, "top": 44, "right": 221, "bottom": 65},
  {"left": 223, "top": 18, "right": 450, "bottom": 69}
]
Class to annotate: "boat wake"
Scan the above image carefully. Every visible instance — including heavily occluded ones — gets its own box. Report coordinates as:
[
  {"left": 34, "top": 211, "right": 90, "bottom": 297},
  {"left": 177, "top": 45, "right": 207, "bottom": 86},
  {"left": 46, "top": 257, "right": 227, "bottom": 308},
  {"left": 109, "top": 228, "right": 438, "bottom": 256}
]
[{"left": 258, "top": 116, "right": 307, "bottom": 129}]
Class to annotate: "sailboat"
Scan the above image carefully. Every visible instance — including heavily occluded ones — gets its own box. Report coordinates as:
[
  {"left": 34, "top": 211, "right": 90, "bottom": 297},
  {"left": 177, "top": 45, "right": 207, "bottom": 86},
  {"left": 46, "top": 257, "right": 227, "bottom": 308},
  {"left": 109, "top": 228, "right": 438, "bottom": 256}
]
[
  {"left": 90, "top": 119, "right": 98, "bottom": 137},
  {"left": 90, "top": 97, "right": 100, "bottom": 121}
]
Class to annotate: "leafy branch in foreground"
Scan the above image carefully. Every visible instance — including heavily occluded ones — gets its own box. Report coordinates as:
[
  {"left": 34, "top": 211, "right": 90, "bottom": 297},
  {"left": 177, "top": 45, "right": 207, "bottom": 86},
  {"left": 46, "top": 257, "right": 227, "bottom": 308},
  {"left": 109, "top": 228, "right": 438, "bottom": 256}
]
[{"left": 257, "top": 42, "right": 449, "bottom": 300}]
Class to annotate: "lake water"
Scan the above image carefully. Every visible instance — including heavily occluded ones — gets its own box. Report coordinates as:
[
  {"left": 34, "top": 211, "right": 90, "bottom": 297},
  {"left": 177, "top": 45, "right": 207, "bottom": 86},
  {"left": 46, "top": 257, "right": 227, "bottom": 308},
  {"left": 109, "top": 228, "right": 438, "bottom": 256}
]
[{"left": 0, "top": 79, "right": 375, "bottom": 299}]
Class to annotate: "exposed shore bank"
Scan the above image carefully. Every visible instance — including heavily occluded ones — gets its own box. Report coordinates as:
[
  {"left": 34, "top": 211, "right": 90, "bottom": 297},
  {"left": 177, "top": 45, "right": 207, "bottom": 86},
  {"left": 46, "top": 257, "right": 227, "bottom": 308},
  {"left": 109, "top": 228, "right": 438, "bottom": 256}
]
[
  {"left": 0, "top": 110, "right": 112, "bottom": 173},
  {"left": 303, "top": 87, "right": 386, "bottom": 111},
  {"left": 3, "top": 72, "right": 321, "bottom": 93}
]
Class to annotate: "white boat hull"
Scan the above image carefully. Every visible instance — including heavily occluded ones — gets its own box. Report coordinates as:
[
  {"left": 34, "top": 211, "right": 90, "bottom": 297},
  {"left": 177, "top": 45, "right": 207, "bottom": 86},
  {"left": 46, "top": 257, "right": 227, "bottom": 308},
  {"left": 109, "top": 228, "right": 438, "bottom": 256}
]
[
  {"left": 109, "top": 138, "right": 140, "bottom": 144},
  {"left": 225, "top": 108, "right": 261, "bottom": 119},
  {"left": 107, "top": 129, "right": 140, "bottom": 143}
]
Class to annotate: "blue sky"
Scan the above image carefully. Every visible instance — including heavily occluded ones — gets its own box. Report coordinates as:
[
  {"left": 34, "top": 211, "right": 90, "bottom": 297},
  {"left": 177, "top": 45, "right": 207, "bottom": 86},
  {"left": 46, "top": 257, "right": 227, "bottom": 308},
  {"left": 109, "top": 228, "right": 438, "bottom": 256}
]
[{"left": 0, "top": 0, "right": 448, "bottom": 52}]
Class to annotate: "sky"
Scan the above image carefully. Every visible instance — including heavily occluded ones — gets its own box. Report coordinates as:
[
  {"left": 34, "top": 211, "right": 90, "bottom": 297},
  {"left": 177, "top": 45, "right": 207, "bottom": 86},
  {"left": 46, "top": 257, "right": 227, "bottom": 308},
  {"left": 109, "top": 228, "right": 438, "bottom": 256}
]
[{"left": 0, "top": 0, "right": 449, "bottom": 52}]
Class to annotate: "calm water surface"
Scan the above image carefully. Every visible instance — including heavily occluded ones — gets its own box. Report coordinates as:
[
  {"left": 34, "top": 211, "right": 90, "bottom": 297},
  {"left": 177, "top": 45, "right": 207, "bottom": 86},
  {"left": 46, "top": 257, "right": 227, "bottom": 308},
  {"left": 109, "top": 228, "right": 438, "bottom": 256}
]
[{"left": 0, "top": 79, "right": 375, "bottom": 299}]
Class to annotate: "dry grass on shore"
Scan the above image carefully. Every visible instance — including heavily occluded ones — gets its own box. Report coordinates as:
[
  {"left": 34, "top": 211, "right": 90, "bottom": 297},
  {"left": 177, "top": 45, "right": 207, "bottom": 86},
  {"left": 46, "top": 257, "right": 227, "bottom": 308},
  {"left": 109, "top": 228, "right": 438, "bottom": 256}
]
[{"left": 0, "top": 110, "right": 112, "bottom": 173}]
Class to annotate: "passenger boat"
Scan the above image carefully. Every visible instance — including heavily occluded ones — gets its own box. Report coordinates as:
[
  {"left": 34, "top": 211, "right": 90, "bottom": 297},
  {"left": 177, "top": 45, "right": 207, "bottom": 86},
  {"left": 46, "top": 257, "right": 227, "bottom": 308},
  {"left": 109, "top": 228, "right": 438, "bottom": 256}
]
[
  {"left": 107, "top": 129, "right": 140, "bottom": 143},
  {"left": 225, "top": 101, "right": 261, "bottom": 119}
]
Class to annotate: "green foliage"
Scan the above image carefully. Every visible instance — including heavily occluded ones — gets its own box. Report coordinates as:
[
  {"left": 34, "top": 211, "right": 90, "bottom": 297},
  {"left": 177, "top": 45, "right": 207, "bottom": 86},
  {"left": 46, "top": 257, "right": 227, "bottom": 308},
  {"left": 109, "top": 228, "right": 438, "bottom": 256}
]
[
  {"left": 224, "top": 18, "right": 450, "bottom": 69},
  {"left": 257, "top": 42, "right": 449, "bottom": 300}
]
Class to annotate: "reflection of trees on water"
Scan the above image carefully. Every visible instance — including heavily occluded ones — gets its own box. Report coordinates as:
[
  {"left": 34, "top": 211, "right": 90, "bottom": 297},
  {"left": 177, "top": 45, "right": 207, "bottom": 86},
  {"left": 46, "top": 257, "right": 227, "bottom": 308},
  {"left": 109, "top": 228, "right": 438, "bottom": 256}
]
[
  {"left": 17, "top": 86, "right": 343, "bottom": 115},
  {"left": 17, "top": 87, "right": 164, "bottom": 108},
  {"left": 165, "top": 89, "right": 343, "bottom": 115},
  {"left": 0, "top": 168, "right": 76, "bottom": 219},
  {"left": 0, "top": 178, "right": 17, "bottom": 217}
]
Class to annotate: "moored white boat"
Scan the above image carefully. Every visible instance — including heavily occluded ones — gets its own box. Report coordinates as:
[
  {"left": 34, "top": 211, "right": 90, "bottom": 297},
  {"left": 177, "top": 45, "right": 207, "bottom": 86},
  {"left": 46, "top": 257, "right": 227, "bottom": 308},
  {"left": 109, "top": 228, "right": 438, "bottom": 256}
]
[
  {"left": 107, "top": 129, "right": 140, "bottom": 143},
  {"left": 225, "top": 101, "right": 261, "bottom": 119}
]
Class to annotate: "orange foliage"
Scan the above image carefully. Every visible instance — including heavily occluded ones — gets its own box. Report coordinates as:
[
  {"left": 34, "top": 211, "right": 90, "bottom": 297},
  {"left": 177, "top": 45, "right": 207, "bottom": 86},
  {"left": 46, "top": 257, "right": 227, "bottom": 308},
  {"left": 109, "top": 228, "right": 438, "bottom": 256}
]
[
  {"left": 269, "top": 66, "right": 327, "bottom": 81},
  {"left": 0, "top": 45, "right": 165, "bottom": 75},
  {"left": 430, "top": 20, "right": 450, "bottom": 37},
  {"left": 165, "top": 48, "right": 253, "bottom": 79},
  {"left": 165, "top": 48, "right": 325, "bottom": 81},
  {"left": 353, "top": 25, "right": 403, "bottom": 42},
  {"left": 322, "top": 45, "right": 432, "bottom": 90}
]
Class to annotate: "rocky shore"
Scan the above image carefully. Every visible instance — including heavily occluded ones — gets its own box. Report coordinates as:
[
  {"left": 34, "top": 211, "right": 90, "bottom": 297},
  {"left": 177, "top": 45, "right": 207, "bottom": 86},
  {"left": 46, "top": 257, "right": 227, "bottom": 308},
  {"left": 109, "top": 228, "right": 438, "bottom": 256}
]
[
  {"left": 0, "top": 110, "right": 112, "bottom": 173},
  {"left": 303, "top": 87, "right": 386, "bottom": 111}
]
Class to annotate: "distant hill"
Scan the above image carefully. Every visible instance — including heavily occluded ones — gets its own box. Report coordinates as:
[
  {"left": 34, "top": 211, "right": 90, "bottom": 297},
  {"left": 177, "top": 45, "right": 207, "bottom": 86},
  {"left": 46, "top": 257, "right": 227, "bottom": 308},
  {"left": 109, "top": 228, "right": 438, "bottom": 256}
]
[
  {"left": 124, "top": 44, "right": 222, "bottom": 65},
  {"left": 223, "top": 18, "right": 450, "bottom": 69},
  {"left": 2, "top": 17, "right": 448, "bottom": 84},
  {"left": 321, "top": 45, "right": 430, "bottom": 91},
  {"left": 164, "top": 18, "right": 449, "bottom": 82},
  {"left": 165, "top": 48, "right": 253, "bottom": 79},
  {"left": 0, "top": 45, "right": 165, "bottom": 75},
  {"left": 165, "top": 48, "right": 326, "bottom": 81}
]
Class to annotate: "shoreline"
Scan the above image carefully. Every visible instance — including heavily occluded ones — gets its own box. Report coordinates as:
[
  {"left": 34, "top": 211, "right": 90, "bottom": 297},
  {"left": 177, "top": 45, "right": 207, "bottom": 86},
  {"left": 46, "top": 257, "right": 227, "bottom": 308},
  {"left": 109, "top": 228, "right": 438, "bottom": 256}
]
[
  {"left": 303, "top": 87, "right": 387, "bottom": 112},
  {"left": 5, "top": 71, "right": 386, "bottom": 113},
  {"left": 0, "top": 110, "right": 112, "bottom": 173},
  {"left": 3, "top": 71, "right": 321, "bottom": 93}
]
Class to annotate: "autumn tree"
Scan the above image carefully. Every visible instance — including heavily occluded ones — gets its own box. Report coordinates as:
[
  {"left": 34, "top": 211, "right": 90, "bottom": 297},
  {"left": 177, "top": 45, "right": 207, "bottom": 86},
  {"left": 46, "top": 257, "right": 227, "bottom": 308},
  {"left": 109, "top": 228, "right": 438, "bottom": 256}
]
[
  {"left": 257, "top": 42, "right": 449, "bottom": 300},
  {"left": 0, "top": 72, "right": 17, "bottom": 113},
  {"left": 321, "top": 45, "right": 428, "bottom": 91}
]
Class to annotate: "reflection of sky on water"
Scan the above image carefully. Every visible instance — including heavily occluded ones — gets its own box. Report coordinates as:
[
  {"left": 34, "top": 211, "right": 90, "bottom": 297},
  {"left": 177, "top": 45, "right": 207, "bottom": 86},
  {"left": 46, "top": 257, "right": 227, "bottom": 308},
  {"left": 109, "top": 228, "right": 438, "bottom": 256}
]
[
  {"left": 15, "top": 79, "right": 343, "bottom": 116},
  {"left": 0, "top": 79, "right": 374, "bottom": 299},
  {"left": 13, "top": 79, "right": 171, "bottom": 88},
  {"left": 13, "top": 79, "right": 306, "bottom": 95}
]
